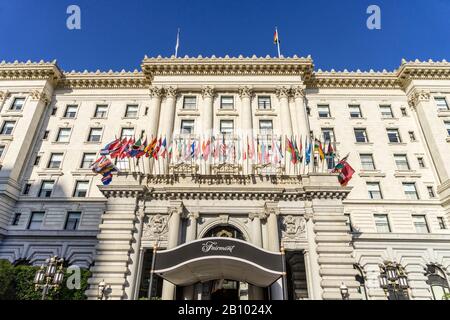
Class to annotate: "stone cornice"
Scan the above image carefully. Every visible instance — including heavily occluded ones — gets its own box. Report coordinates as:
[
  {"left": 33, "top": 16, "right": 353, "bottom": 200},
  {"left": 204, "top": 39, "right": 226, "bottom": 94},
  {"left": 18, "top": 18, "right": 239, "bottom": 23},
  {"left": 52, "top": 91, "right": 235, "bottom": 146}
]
[
  {"left": 306, "top": 70, "right": 401, "bottom": 89},
  {"left": 397, "top": 59, "right": 450, "bottom": 87},
  {"left": 57, "top": 69, "right": 149, "bottom": 89},
  {"left": 0, "top": 60, "right": 62, "bottom": 82}
]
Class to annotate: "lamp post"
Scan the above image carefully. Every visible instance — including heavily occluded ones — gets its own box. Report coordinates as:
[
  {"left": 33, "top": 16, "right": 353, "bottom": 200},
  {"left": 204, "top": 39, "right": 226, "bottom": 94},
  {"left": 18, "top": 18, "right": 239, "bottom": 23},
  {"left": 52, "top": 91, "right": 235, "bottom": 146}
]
[
  {"left": 33, "top": 256, "right": 65, "bottom": 300},
  {"left": 340, "top": 282, "right": 349, "bottom": 300},
  {"left": 98, "top": 280, "right": 107, "bottom": 300},
  {"left": 379, "top": 261, "right": 409, "bottom": 300}
]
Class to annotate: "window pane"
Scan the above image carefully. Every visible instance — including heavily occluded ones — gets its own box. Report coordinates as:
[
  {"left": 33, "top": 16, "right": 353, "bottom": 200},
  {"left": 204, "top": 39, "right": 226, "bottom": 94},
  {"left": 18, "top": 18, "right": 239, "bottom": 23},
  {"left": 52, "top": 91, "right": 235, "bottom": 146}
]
[
  {"left": 81, "top": 153, "right": 96, "bottom": 168},
  {"left": 64, "top": 105, "right": 78, "bottom": 118},
  {"left": 318, "top": 105, "right": 330, "bottom": 118},
  {"left": 445, "top": 122, "right": 450, "bottom": 136},
  {"left": 258, "top": 96, "right": 271, "bottom": 109},
  {"left": 28, "top": 212, "right": 44, "bottom": 230},
  {"left": 394, "top": 154, "right": 410, "bottom": 170},
  {"left": 435, "top": 97, "right": 449, "bottom": 111},
  {"left": 65, "top": 212, "right": 81, "bottom": 230},
  {"left": 220, "top": 120, "right": 234, "bottom": 135},
  {"left": 183, "top": 96, "right": 197, "bottom": 109},
  {"left": 220, "top": 96, "right": 234, "bottom": 109},
  {"left": 367, "top": 182, "right": 382, "bottom": 199},
  {"left": 403, "top": 183, "right": 419, "bottom": 200},
  {"left": 0, "top": 146, "right": 4, "bottom": 158},
  {"left": 387, "top": 129, "right": 401, "bottom": 143},
  {"left": 121, "top": 128, "right": 134, "bottom": 139},
  {"left": 360, "top": 154, "right": 375, "bottom": 170},
  {"left": 48, "top": 153, "right": 63, "bottom": 169},
  {"left": 57, "top": 128, "right": 71, "bottom": 142},
  {"left": 95, "top": 105, "right": 108, "bottom": 118},
  {"left": 1, "top": 121, "right": 15, "bottom": 135},
  {"left": 322, "top": 128, "right": 335, "bottom": 142},
  {"left": 39, "top": 181, "right": 54, "bottom": 198},
  {"left": 349, "top": 105, "right": 362, "bottom": 118},
  {"left": 354, "top": 129, "right": 368, "bottom": 143},
  {"left": 413, "top": 215, "right": 429, "bottom": 233},
  {"left": 259, "top": 120, "right": 273, "bottom": 134},
  {"left": 380, "top": 105, "right": 393, "bottom": 118},
  {"left": 89, "top": 128, "right": 103, "bottom": 142},
  {"left": 11, "top": 97, "right": 25, "bottom": 110},
  {"left": 180, "top": 120, "right": 195, "bottom": 134},
  {"left": 374, "top": 214, "right": 390, "bottom": 233},
  {"left": 73, "top": 181, "right": 89, "bottom": 197},
  {"left": 125, "top": 105, "right": 138, "bottom": 117}
]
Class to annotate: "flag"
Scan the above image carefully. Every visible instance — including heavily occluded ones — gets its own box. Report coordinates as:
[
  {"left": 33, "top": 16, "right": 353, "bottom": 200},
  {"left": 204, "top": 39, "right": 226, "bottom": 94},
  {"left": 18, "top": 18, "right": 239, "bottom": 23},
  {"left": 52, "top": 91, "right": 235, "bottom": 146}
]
[
  {"left": 136, "top": 138, "right": 147, "bottom": 159},
  {"left": 333, "top": 160, "right": 355, "bottom": 186},
  {"left": 128, "top": 138, "right": 142, "bottom": 158},
  {"left": 160, "top": 137, "right": 168, "bottom": 158},
  {"left": 100, "top": 138, "right": 120, "bottom": 155},
  {"left": 110, "top": 138, "right": 127, "bottom": 158},
  {"left": 305, "top": 138, "right": 312, "bottom": 165},
  {"left": 326, "top": 141, "right": 335, "bottom": 157},
  {"left": 175, "top": 28, "right": 180, "bottom": 58},
  {"left": 315, "top": 138, "right": 325, "bottom": 161},
  {"left": 273, "top": 28, "right": 280, "bottom": 44}
]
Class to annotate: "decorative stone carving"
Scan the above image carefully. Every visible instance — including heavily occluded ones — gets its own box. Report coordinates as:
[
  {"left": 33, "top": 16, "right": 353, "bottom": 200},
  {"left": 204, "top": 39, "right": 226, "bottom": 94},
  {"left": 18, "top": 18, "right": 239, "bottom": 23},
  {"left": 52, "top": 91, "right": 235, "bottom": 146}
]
[
  {"left": 201, "top": 86, "right": 215, "bottom": 98},
  {"left": 211, "top": 163, "right": 242, "bottom": 175},
  {"left": 164, "top": 86, "right": 178, "bottom": 98},
  {"left": 275, "top": 86, "right": 291, "bottom": 99},
  {"left": 0, "top": 90, "right": 9, "bottom": 101},
  {"left": 238, "top": 86, "right": 253, "bottom": 99},
  {"left": 264, "top": 202, "right": 280, "bottom": 216},
  {"left": 142, "top": 214, "right": 169, "bottom": 240},
  {"left": 292, "top": 86, "right": 306, "bottom": 99},
  {"left": 280, "top": 215, "right": 306, "bottom": 239},
  {"left": 30, "top": 89, "right": 50, "bottom": 104},
  {"left": 169, "top": 162, "right": 199, "bottom": 174},
  {"left": 149, "top": 86, "right": 163, "bottom": 98},
  {"left": 407, "top": 89, "right": 431, "bottom": 108}
]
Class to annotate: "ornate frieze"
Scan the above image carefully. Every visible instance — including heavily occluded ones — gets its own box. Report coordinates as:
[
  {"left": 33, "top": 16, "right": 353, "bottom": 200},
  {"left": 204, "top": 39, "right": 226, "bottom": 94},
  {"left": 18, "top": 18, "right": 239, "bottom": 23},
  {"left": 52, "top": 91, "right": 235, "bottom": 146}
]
[
  {"left": 142, "top": 214, "right": 169, "bottom": 240},
  {"left": 280, "top": 215, "right": 306, "bottom": 239},
  {"left": 0, "top": 60, "right": 62, "bottom": 81}
]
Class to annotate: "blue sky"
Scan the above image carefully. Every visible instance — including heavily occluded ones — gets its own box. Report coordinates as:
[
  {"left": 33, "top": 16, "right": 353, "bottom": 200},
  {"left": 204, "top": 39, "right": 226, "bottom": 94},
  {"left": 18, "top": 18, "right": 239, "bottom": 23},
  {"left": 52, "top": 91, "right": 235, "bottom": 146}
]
[{"left": 0, "top": 0, "right": 449, "bottom": 72}]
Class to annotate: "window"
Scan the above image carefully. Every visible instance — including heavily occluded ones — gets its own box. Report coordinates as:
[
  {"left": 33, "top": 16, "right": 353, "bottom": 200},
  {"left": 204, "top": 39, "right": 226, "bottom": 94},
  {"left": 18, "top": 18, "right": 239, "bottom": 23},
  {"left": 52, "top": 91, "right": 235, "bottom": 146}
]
[
  {"left": 435, "top": 97, "right": 449, "bottom": 111},
  {"left": 51, "top": 107, "right": 57, "bottom": 116},
  {"left": 23, "top": 183, "right": 31, "bottom": 195},
  {"left": 367, "top": 182, "right": 382, "bottom": 199},
  {"left": 43, "top": 130, "right": 50, "bottom": 140},
  {"left": 38, "top": 180, "right": 54, "bottom": 198},
  {"left": 408, "top": 131, "right": 416, "bottom": 142},
  {"left": 34, "top": 155, "right": 41, "bottom": 166},
  {"left": 1, "top": 121, "right": 15, "bottom": 135},
  {"left": 360, "top": 154, "right": 375, "bottom": 170},
  {"left": 10, "top": 97, "right": 25, "bottom": 111},
  {"left": 73, "top": 181, "right": 89, "bottom": 197},
  {"left": 427, "top": 186, "right": 436, "bottom": 198},
  {"left": 183, "top": 96, "right": 197, "bottom": 109},
  {"left": 345, "top": 214, "right": 354, "bottom": 233},
  {"left": 403, "top": 182, "right": 419, "bottom": 200},
  {"left": 349, "top": 105, "right": 362, "bottom": 118},
  {"left": 121, "top": 127, "right": 134, "bottom": 139},
  {"left": 0, "top": 145, "right": 4, "bottom": 158},
  {"left": 81, "top": 153, "right": 96, "bottom": 169},
  {"left": 387, "top": 129, "right": 401, "bottom": 143},
  {"left": 220, "top": 96, "right": 234, "bottom": 109},
  {"left": 401, "top": 108, "right": 407, "bottom": 116},
  {"left": 426, "top": 265, "right": 450, "bottom": 300},
  {"left": 317, "top": 105, "right": 331, "bottom": 118},
  {"left": 417, "top": 157, "right": 425, "bottom": 168},
  {"left": 88, "top": 128, "right": 103, "bottom": 142},
  {"left": 380, "top": 105, "right": 394, "bottom": 118},
  {"left": 28, "top": 212, "right": 44, "bottom": 230},
  {"left": 65, "top": 212, "right": 81, "bottom": 230},
  {"left": 180, "top": 120, "right": 195, "bottom": 134},
  {"left": 47, "top": 153, "right": 63, "bottom": 169},
  {"left": 374, "top": 214, "right": 391, "bottom": 233},
  {"left": 125, "top": 104, "right": 138, "bottom": 118},
  {"left": 445, "top": 121, "right": 450, "bottom": 136},
  {"left": 259, "top": 120, "right": 273, "bottom": 135},
  {"left": 354, "top": 265, "right": 368, "bottom": 300},
  {"left": 412, "top": 215, "right": 429, "bottom": 233},
  {"left": 258, "top": 96, "right": 271, "bottom": 110},
  {"left": 56, "top": 128, "right": 71, "bottom": 142},
  {"left": 220, "top": 120, "right": 234, "bottom": 135},
  {"left": 322, "top": 128, "right": 335, "bottom": 143},
  {"left": 12, "top": 213, "right": 21, "bottom": 226},
  {"left": 354, "top": 128, "right": 368, "bottom": 143},
  {"left": 64, "top": 105, "right": 78, "bottom": 118},
  {"left": 438, "top": 217, "right": 446, "bottom": 230},
  {"left": 94, "top": 104, "right": 108, "bottom": 118},
  {"left": 394, "top": 154, "right": 410, "bottom": 170}
]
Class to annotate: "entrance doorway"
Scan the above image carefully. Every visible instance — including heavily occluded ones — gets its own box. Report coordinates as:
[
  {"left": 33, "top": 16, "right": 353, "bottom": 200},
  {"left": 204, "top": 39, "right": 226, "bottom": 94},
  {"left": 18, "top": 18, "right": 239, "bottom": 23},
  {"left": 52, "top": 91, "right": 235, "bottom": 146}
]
[{"left": 209, "top": 280, "right": 240, "bottom": 301}]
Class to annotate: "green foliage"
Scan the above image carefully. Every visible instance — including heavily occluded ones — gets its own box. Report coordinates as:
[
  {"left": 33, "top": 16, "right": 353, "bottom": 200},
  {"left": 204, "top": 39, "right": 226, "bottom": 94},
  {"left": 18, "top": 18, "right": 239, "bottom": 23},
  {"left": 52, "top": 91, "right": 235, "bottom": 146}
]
[{"left": 0, "top": 259, "right": 90, "bottom": 300}]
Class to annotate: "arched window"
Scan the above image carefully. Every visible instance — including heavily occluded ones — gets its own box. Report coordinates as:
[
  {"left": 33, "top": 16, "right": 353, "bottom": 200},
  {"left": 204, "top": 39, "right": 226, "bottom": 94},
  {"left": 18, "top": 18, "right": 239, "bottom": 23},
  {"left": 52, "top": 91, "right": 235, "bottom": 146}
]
[
  {"left": 204, "top": 225, "right": 245, "bottom": 240},
  {"left": 354, "top": 264, "right": 368, "bottom": 300},
  {"left": 426, "top": 264, "right": 450, "bottom": 300}
]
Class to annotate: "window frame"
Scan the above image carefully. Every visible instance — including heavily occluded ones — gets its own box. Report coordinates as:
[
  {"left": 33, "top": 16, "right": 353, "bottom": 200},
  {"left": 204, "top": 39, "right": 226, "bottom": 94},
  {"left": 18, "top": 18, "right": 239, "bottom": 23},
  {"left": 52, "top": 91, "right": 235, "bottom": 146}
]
[
  {"left": 387, "top": 128, "right": 402, "bottom": 143},
  {"left": 257, "top": 96, "right": 272, "bottom": 110},
  {"left": 220, "top": 119, "right": 234, "bottom": 135},
  {"left": 47, "top": 153, "right": 64, "bottom": 169},
  {"left": 182, "top": 96, "right": 197, "bottom": 110},
  {"left": 374, "top": 214, "right": 391, "bottom": 233},
  {"left": 124, "top": 104, "right": 139, "bottom": 118},
  {"left": 403, "top": 182, "right": 419, "bottom": 200},
  {"left": 80, "top": 153, "right": 97, "bottom": 169},
  {"left": 73, "top": 180, "right": 89, "bottom": 198},
  {"left": 317, "top": 104, "right": 331, "bottom": 118},
  {"left": 28, "top": 211, "right": 45, "bottom": 230},
  {"left": 259, "top": 120, "right": 273, "bottom": 135},
  {"left": 0, "top": 121, "right": 16, "bottom": 135},
  {"left": 87, "top": 127, "right": 103, "bottom": 143},
  {"left": 380, "top": 105, "right": 394, "bottom": 118},
  {"left": 63, "top": 105, "right": 78, "bottom": 118},
  {"left": 65, "top": 211, "right": 82, "bottom": 230},
  {"left": 220, "top": 96, "right": 234, "bottom": 110},
  {"left": 367, "top": 182, "right": 383, "bottom": 199},
  {"left": 10, "top": 97, "right": 25, "bottom": 111},
  {"left": 38, "top": 180, "right": 54, "bottom": 198},
  {"left": 180, "top": 119, "right": 195, "bottom": 134},
  {"left": 394, "top": 154, "right": 410, "bottom": 171},
  {"left": 435, "top": 97, "right": 449, "bottom": 111},
  {"left": 412, "top": 214, "right": 429, "bottom": 233},
  {"left": 348, "top": 105, "right": 362, "bottom": 118},
  {"left": 94, "top": 104, "right": 109, "bottom": 118},
  {"left": 56, "top": 127, "right": 72, "bottom": 143},
  {"left": 360, "top": 154, "right": 376, "bottom": 171},
  {"left": 354, "top": 128, "right": 369, "bottom": 143}
]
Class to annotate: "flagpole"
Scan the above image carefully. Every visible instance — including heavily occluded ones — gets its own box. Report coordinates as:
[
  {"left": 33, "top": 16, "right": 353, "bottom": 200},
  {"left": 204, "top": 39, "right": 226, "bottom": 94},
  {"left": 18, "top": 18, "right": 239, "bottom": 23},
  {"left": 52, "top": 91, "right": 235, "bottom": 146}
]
[
  {"left": 175, "top": 28, "right": 180, "bottom": 58},
  {"left": 275, "top": 26, "right": 281, "bottom": 58}
]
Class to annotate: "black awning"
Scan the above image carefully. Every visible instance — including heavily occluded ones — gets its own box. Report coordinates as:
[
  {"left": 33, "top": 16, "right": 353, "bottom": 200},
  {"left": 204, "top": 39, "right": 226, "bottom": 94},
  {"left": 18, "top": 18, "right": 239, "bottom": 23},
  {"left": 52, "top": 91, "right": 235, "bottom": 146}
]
[{"left": 153, "top": 237, "right": 283, "bottom": 287}]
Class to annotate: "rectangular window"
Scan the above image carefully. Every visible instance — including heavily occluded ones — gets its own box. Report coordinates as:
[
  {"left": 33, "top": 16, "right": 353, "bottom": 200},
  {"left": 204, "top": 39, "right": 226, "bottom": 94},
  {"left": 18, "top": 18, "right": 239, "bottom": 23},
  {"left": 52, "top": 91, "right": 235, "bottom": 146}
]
[
  {"left": 374, "top": 214, "right": 391, "bottom": 233},
  {"left": 380, "top": 105, "right": 394, "bottom": 118},
  {"left": 417, "top": 157, "right": 425, "bottom": 168},
  {"left": 88, "top": 128, "right": 103, "bottom": 142},
  {"left": 12, "top": 213, "right": 21, "bottom": 226},
  {"left": 47, "top": 153, "right": 63, "bottom": 169},
  {"left": 28, "top": 212, "right": 44, "bottom": 230},
  {"left": 220, "top": 96, "right": 234, "bottom": 109},
  {"left": 259, "top": 120, "right": 273, "bottom": 135},
  {"left": 435, "top": 97, "right": 449, "bottom": 111},
  {"left": 65, "top": 212, "right": 81, "bottom": 230},
  {"left": 0, "top": 145, "right": 4, "bottom": 158},
  {"left": 23, "top": 183, "right": 31, "bottom": 195},
  {"left": 43, "top": 130, "right": 50, "bottom": 140},
  {"left": 401, "top": 108, "right": 407, "bottom": 116},
  {"left": 354, "top": 128, "right": 368, "bottom": 143},
  {"left": 445, "top": 121, "right": 450, "bottom": 136},
  {"left": 180, "top": 120, "right": 195, "bottom": 134},
  {"left": 427, "top": 186, "right": 436, "bottom": 198},
  {"left": 38, "top": 180, "right": 54, "bottom": 198},
  {"left": 64, "top": 105, "right": 78, "bottom": 118},
  {"left": 120, "top": 127, "right": 134, "bottom": 139},
  {"left": 183, "top": 96, "right": 197, "bottom": 110},
  {"left": 345, "top": 214, "right": 354, "bottom": 232},
  {"left": 394, "top": 154, "right": 410, "bottom": 170},
  {"left": 408, "top": 131, "right": 416, "bottom": 142},
  {"left": 412, "top": 215, "right": 429, "bottom": 233},
  {"left": 403, "top": 182, "right": 419, "bottom": 200},
  {"left": 438, "top": 217, "right": 446, "bottom": 230},
  {"left": 367, "top": 182, "right": 382, "bottom": 199},
  {"left": 360, "top": 154, "right": 376, "bottom": 171},
  {"left": 349, "top": 105, "right": 362, "bottom": 118},
  {"left": 10, "top": 97, "right": 25, "bottom": 111},
  {"left": 73, "top": 181, "right": 89, "bottom": 198},
  {"left": 56, "top": 128, "right": 71, "bottom": 142},
  {"left": 116, "top": 158, "right": 129, "bottom": 170},
  {"left": 125, "top": 104, "right": 138, "bottom": 118},
  {"left": 94, "top": 105, "right": 108, "bottom": 118},
  {"left": 258, "top": 96, "right": 271, "bottom": 110},
  {"left": 34, "top": 155, "right": 41, "bottom": 166},
  {"left": 81, "top": 153, "right": 96, "bottom": 169},
  {"left": 322, "top": 128, "right": 335, "bottom": 143},
  {"left": 318, "top": 105, "right": 331, "bottom": 118},
  {"left": 387, "top": 129, "right": 401, "bottom": 143},
  {"left": 1, "top": 121, "right": 15, "bottom": 135},
  {"left": 220, "top": 120, "right": 234, "bottom": 135},
  {"left": 51, "top": 107, "right": 57, "bottom": 116}
]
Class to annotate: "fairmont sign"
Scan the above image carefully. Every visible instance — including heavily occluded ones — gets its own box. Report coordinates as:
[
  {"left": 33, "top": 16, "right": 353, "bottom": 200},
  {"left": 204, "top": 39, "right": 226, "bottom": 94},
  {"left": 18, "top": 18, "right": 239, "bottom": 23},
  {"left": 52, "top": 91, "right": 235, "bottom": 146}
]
[{"left": 201, "top": 240, "right": 235, "bottom": 253}]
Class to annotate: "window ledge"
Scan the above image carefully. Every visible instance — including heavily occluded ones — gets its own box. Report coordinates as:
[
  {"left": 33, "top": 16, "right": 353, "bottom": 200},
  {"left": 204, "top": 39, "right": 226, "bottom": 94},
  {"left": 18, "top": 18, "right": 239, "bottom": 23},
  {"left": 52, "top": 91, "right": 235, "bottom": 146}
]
[
  {"left": 317, "top": 117, "right": 335, "bottom": 120},
  {"left": 381, "top": 117, "right": 398, "bottom": 121},
  {"left": 90, "top": 117, "right": 107, "bottom": 120},
  {"left": 51, "top": 141, "right": 70, "bottom": 145},
  {"left": 71, "top": 170, "right": 96, "bottom": 176},
  {"left": 394, "top": 170, "right": 421, "bottom": 178},
  {"left": 1, "top": 112, "right": 23, "bottom": 117},
  {"left": 59, "top": 117, "right": 77, "bottom": 120},
  {"left": 121, "top": 116, "right": 139, "bottom": 120},
  {"left": 0, "top": 135, "right": 13, "bottom": 141},
  {"left": 354, "top": 142, "right": 373, "bottom": 146},
  {"left": 216, "top": 110, "right": 239, "bottom": 117},
  {"left": 359, "top": 170, "right": 386, "bottom": 178},
  {"left": 36, "top": 170, "right": 64, "bottom": 176},
  {"left": 84, "top": 141, "right": 101, "bottom": 145},
  {"left": 349, "top": 117, "right": 366, "bottom": 120},
  {"left": 177, "top": 110, "right": 200, "bottom": 116},
  {"left": 446, "top": 137, "right": 450, "bottom": 143},
  {"left": 255, "top": 110, "right": 276, "bottom": 116},
  {"left": 388, "top": 142, "right": 407, "bottom": 146},
  {"left": 437, "top": 110, "right": 450, "bottom": 117}
]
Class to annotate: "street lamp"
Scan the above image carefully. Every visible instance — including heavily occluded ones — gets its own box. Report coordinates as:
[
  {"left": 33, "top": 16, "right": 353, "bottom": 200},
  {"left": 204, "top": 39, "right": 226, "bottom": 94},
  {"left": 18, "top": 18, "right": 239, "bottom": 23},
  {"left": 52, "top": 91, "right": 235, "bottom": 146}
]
[
  {"left": 34, "top": 256, "right": 65, "bottom": 300},
  {"left": 340, "top": 282, "right": 349, "bottom": 300},
  {"left": 98, "top": 280, "right": 107, "bottom": 300},
  {"left": 379, "top": 261, "right": 409, "bottom": 300}
]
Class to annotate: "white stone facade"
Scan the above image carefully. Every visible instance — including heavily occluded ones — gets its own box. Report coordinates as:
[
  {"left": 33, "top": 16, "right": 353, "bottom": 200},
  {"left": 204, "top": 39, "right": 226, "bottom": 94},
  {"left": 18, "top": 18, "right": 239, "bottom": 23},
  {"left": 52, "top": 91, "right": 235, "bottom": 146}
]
[{"left": 0, "top": 56, "right": 449, "bottom": 300}]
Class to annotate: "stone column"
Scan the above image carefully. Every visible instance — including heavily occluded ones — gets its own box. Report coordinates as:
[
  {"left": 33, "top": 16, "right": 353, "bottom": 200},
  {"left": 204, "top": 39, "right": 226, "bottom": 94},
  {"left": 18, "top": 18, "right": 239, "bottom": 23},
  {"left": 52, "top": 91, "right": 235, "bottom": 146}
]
[
  {"left": 292, "top": 85, "right": 310, "bottom": 139},
  {"left": 304, "top": 210, "right": 322, "bottom": 299},
  {"left": 239, "top": 86, "right": 253, "bottom": 175},
  {"left": 146, "top": 86, "right": 163, "bottom": 175},
  {"left": 276, "top": 86, "right": 293, "bottom": 137},
  {"left": 248, "top": 213, "right": 264, "bottom": 300},
  {"left": 185, "top": 211, "right": 199, "bottom": 243},
  {"left": 265, "top": 202, "right": 284, "bottom": 300},
  {"left": 161, "top": 201, "right": 183, "bottom": 300},
  {"left": 158, "top": 86, "right": 178, "bottom": 174},
  {"left": 202, "top": 86, "right": 215, "bottom": 174}
]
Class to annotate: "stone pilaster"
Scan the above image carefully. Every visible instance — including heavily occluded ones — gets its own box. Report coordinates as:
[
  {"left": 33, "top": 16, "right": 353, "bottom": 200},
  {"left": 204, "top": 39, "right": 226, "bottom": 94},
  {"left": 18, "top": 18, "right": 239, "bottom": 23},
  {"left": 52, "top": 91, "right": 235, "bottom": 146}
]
[
  {"left": 292, "top": 85, "right": 310, "bottom": 139},
  {"left": 275, "top": 86, "right": 293, "bottom": 137}
]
